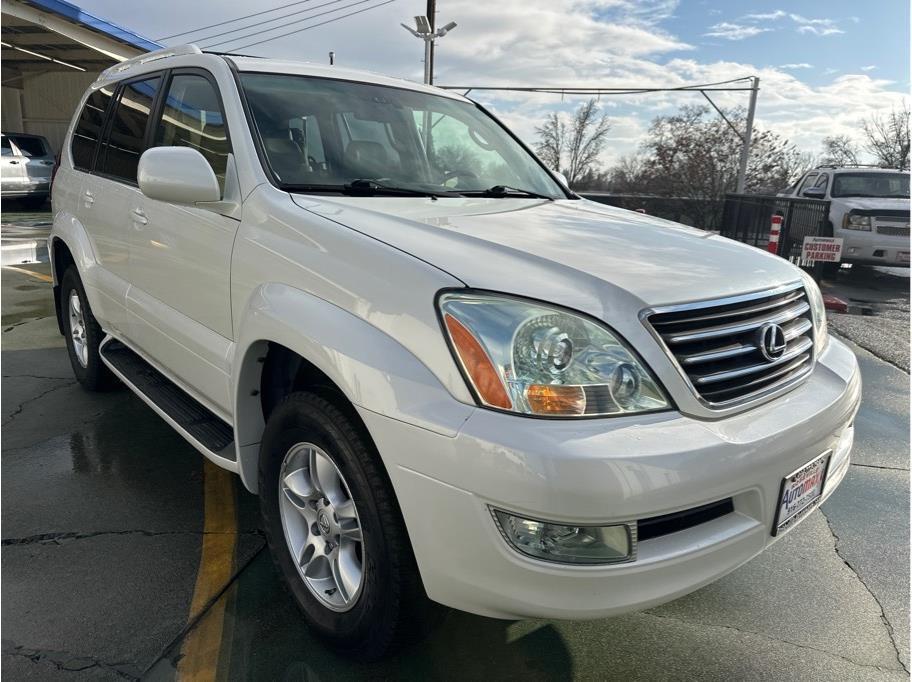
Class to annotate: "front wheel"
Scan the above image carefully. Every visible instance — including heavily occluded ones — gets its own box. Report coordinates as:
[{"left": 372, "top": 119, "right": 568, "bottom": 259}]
[{"left": 258, "top": 391, "right": 440, "bottom": 660}]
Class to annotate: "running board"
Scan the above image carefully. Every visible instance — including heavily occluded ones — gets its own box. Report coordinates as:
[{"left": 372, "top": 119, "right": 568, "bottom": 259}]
[{"left": 99, "top": 338, "right": 236, "bottom": 465}]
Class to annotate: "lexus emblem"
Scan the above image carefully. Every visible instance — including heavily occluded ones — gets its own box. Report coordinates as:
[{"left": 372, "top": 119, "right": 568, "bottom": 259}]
[{"left": 758, "top": 323, "right": 787, "bottom": 361}]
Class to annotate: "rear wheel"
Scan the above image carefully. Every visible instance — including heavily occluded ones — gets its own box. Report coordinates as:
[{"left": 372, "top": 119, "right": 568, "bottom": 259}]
[
  {"left": 259, "top": 391, "right": 440, "bottom": 660},
  {"left": 60, "top": 266, "right": 116, "bottom": 391}
]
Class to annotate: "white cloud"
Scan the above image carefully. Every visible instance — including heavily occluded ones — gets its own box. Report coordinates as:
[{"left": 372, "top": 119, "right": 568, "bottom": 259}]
[
  {"left": 734, "top": 9, "right": 846, "bottom": 37},
  {"left": 703, "top": 22, "right": 770, "bottom": 41},
  {"left": 796, "top": 24, "right": 844, "bottom": 36},
  {"left": 780, "top": 63, "right": 813, "bottom": 70},
  {"left": 743, "top": 10, "right": 787, "bottom": 21},
  {"left": 860, "top": 65, "right": 877, "bottom": 72}
]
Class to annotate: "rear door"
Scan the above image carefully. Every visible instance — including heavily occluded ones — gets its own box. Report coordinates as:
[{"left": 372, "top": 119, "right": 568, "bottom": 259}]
[
  {"left": 11, "top": 135, "right": 54, "bottom": 194},
  {"left": 125, "top": 69, "right": 238, "bottom": 415},
  {"left": 84, "top": 76, "right": 162, "bottom": 335}
]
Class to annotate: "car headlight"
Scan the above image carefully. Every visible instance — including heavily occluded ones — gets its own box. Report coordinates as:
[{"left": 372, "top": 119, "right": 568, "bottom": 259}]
[
  {"left": 438, "top": 291, "right": 670, "bottom": 417},
  {"left": 800, "top": 272, "right": 828, "bottom": 355},
  {"left": 843, "top": 214, "right": 871, "bottom": 231}
]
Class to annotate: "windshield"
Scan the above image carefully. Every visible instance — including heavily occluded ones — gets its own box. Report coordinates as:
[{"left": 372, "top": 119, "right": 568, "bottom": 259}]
[
  {"left": 239, "top": 73, "right": 566, "bottom": 198},
  {"left": 832, "top": 172, "right": 909, "bottom": 198}
]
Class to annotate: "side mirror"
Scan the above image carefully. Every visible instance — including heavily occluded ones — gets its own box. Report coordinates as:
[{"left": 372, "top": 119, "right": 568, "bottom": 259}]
[
  {"left": 553, "top": 171, "right": 569, "bottom": 188},
  {"left": 802, "top": 186, "right": 826, "bottom": 199},
  {"left": 138, "top": 147, "right": 220, "bottom": 204}
]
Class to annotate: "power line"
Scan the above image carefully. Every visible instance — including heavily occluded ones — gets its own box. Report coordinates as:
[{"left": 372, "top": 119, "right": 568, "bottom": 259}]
[
  {"left": 192, "top": 0, "right": 345, "bottom": 46},
  {"left": 217, "top": 0, "right": 398, "bottom": 53},
  {"left": 157, "top": 0, "right": 318, "bottom": 41},
  {"left": 203, "top": 0, "right": 375, "bottom": 49},
  {"left": 438, "top": 77, "right": 758, "bottom": 97}
]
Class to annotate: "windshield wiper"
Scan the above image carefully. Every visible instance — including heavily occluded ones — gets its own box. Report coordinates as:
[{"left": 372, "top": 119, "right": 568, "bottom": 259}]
[
  {"left": 279, "top": 180, "right": 455, "bottom": 199},
  {"left": 344, "top": 179, "right": 456, "bottom": 199},
  {"left": 460, "top": 185, "right": 555, "bottom": 200}
]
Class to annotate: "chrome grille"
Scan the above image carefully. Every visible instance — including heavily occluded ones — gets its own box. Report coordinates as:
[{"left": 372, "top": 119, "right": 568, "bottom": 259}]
[
  {"left": 645, "top": 283, "right": 815, "bottom": 407},
  {"left": 875, "top": 224, "right": 910, "bottom": 237}
]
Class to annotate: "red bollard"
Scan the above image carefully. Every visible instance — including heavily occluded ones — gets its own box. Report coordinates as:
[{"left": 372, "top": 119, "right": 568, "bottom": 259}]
[{"left": 767, "top": 215, "right": 782, "bottom": 255}]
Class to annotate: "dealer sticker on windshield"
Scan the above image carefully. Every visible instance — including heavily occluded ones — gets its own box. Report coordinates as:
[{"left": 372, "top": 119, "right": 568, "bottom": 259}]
[{"left": 772, "top": 452, "right": 831, "bottom": 536}]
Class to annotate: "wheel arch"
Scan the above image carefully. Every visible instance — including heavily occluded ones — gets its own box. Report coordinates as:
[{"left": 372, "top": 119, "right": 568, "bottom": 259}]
[{"left": 231, "top": 284, "right": 474, "bottom": 492}]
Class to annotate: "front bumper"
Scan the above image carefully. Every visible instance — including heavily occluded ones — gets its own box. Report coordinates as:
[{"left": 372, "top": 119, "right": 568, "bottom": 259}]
[
  {"left": 359, "top": 336, "right": 861, "bottom": 620},
  {"left": 839, "top": 232, "right": 910, "bottom": 266}
]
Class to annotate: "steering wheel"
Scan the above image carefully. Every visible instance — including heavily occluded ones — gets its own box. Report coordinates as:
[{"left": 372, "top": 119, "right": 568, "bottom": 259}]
[{"left": 442, "top": 169, "right": 479, "bottom": 188}]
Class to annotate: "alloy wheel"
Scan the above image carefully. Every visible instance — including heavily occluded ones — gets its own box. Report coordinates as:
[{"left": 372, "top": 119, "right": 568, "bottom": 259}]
[{"left": 278, "top": 442, "right": 365, "bottom": 611}]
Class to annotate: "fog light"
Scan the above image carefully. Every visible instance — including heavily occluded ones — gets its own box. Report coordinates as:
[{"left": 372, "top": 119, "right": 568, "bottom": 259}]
[{"left": 491, "top": 508, "right": 635, "bottom": 564}]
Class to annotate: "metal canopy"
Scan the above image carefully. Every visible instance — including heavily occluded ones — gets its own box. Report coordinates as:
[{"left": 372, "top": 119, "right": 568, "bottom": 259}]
[{"left": 2, "top": 0, "right": 160, "bottom": 85}]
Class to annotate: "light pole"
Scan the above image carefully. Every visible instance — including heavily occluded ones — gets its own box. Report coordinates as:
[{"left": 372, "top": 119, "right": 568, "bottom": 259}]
[{"left": 400, "top": 16, "right": 457, "bottom": 85}]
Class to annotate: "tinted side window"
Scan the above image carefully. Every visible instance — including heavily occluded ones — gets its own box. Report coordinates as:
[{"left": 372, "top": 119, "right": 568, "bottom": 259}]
[
  {"left": 1, "top": 136, "right": 13, "bottom": 156},
  {"left": 153, "top": 73, "right": 230, "bottom": 192},
  {"left": 98, "top": 77, "right": 161, "bottom": 183},
  {"left": 13, "top": 136, "right": 49, "bottom": 157},
  {"left": 71, "top": 87, "right": 114, "bottom": 170}
]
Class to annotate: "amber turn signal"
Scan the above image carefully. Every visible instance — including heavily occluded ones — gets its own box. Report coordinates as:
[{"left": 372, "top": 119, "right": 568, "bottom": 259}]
[
  {"left": 525, "top": 384, "right": 586, "bottom": 416},
  {"left": 444, "top": 314, "right": 513, "bottom": 409}
]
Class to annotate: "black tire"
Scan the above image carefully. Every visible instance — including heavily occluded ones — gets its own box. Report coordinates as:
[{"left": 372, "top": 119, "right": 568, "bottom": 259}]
[
  {"left": 259, "top": 391, "right": 440, "bottom": 660},
  {"left": 60, "top": 266, "right": 117, "bottom": 391}
]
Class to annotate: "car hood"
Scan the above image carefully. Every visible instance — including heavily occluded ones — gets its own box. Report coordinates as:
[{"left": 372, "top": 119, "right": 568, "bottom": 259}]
[
  {"left": 292, "top": 195, "right": 802, "bottom": 310},
  {"left": 832, "top": 197, "right": 910, "bottom": 211}
]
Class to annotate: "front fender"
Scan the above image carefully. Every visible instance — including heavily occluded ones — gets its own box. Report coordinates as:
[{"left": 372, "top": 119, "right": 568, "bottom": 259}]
[
  {"left": 49, "top": 208, "right": 103, "bottom": 325},
  {"left": 232, "top": 283, "right": 475, "bottom": 492}
]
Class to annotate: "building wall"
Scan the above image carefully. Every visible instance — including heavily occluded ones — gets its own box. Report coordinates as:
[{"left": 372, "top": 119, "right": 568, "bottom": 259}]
[
  {"left": 1, "top": 86, "right": 24, "bottom": 132},
  {"left": 5, "top": 71, "right": 98, "bottom": 154}
]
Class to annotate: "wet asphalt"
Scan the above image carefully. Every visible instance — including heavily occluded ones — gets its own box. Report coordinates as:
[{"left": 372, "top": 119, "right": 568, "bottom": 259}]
[{"left": 1, "top": 214, "right": 909, "bottom": 680}]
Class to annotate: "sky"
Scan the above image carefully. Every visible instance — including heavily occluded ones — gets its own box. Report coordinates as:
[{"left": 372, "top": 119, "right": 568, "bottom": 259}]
[{"left": 79, "top": 0, "right": 910, "bottom": 167}]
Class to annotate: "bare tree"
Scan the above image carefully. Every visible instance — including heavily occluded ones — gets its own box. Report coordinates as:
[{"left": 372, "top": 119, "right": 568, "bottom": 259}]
[
  {"left": 862, "top": 105, "right": 911, "bottom": 169},
  {"left": 535, "top": 112, "right": 565, "bottom": 174},
  {"left": 607, "top": 105, "right": 806, "bottom": 228},
  {"left": 535, "top": 99, "right": 611, "bottom": 186},
  {"left": 820, "top": 135, "right": 860, "bottom": 166}
]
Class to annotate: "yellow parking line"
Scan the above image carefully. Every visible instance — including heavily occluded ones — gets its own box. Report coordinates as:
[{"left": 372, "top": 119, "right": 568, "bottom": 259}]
[
  {"left": 2, "top": 265, "right": 53, "bottom": 283},
  {"left": 177, "top": 460, "right": 238, "bottom": 681}
]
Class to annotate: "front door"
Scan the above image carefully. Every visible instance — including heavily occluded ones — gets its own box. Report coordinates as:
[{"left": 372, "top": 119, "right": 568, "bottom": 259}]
[
  {"left": 126, "top": 70, "right": 238, "bottom": 417},
  {"left": 1, "top": 134, "right": 27, "bottom": 196}
]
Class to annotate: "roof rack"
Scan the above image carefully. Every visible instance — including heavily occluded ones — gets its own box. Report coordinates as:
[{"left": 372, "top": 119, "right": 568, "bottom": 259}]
[
  {"left": 815, "top": 163, "right": 892, "bottom": 169},
  {"left": 95, "top": 44, "right": 202, "bottom": 83}
]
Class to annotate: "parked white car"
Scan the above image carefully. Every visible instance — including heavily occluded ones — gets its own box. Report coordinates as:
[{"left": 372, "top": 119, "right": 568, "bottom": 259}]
[
  {"left": 50, "top": 46, "right": 860, "bottom": 659},
  {"left": 1, "top": 132, "right": 55, "bottom": 208},
  {"left": 781, "top": 165, "right": 910, "bottom": 267}
]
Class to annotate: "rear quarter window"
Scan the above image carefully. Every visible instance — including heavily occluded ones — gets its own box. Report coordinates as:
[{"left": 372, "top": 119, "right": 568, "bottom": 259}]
[{"left": 71, "top": 87, "right": 114, "bottom": 171}]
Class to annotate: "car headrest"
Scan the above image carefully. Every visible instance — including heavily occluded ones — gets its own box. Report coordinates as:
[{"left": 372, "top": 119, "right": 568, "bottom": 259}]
[
  {"left": 263, "top": 136, "right": 299, "bottom": 157},
  {"left": 343, "top": 140, "right": 389, "bottom": 177}
]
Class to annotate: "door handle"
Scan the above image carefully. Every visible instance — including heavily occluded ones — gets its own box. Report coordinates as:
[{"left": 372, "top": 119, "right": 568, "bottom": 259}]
[
  {"left": 8, "top": 160, "right": 19, "bottom": 165},
  {"left": 131, "top": 207, "right": 148, "bottom": 227},
  {"left": 83, "top": 190, "right": 94, "bottom": 208}
]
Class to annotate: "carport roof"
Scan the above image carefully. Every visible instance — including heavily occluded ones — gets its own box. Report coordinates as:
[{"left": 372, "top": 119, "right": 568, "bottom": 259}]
[
  {"left": 18, "top": 0, "right": 161, "bottom": 52},
  {"left": 2, "top": 0, "right": 162, "bottom": 82}
]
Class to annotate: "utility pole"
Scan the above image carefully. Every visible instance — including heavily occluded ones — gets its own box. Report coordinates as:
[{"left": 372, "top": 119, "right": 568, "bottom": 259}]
[
  {"left": 736, "top": 76, "right": 759, "bottom": 194},
  {"left": 426, "top": 0, "right": 436, "bottom": 85}
]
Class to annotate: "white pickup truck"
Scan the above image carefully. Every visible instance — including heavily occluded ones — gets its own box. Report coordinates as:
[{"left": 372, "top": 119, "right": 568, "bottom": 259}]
[
  {"left": 50, "top": 45, "right": 860, "bottom": 659},
  {"left": 782, "top": 165, "right": 910, "bottom": 267}
]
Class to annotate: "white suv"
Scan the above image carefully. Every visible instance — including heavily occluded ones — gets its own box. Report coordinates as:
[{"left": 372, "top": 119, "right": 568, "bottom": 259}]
[
  {"left": 51, "top": 45, "right": 860, "bottom": 659},
  {"left": 782, "top": 165, "right": 910, "bottom": 267}
]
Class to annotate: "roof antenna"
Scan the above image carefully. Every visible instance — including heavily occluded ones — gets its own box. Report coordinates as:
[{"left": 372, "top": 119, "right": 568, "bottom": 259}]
[{"left": 329, "top": 51, "right": 335, "bottom": 66}]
